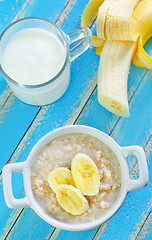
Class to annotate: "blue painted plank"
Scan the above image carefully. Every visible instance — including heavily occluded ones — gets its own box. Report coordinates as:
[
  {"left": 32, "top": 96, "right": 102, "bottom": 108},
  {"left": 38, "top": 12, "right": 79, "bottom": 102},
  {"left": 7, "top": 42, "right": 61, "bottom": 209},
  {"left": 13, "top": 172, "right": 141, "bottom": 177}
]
[
  {"left": 0, "top": 97, "right": 39, "bottom": 170},
  {"left": 0, "top": 0, "right": 35, "bottom": 99},
  {"left": 7, "top": 50, "right": 152, "bottom": 240},
  {"left": 0, "top": 179, "right": 16, "bottom": 236},
  {"left": 0, "top": 0, "right": 97, "bottom": 171},
  {"left": 51, "top": 228, "right": 99, "bottom": 240},
  {"left": 0, "top": 0, "right": 32, "bottom": 32},
  {"left": 95, "top": 150, "right": 151, "bottom": 240},
  {"left": 51, "top": 88, "right": 152, "bottom": 240},
  {"left": 20, "top": 0, "right": 67, "bottom": 20},
  {"left": 1, "top": 2, "right": 152, "bottom": 240},
  {"left": 0, "top": 0, "right": 69, "bottom": 170},
  {"left": 0, "top": 0, "right": 76, "bottom": 238},
  {"left": 51, "top": 42, "right": 152, "bottom": 240},
  {"left": 0, "top": 178, "right": 54, "bottom": 240},
  {"left": 8, "top": 208, "right": 55, "bottom": 240},
  {"left": 74, "top": 70, "right": 152, "bottom": 240},
  {"left": 136, "top": 212, "right": 152, "bottom": 240},
  {"left": 0, "top": 0, "right": 99, "bottom": 239},
  {"left": 3, "top": 52, "right": 99, "bottom": 239}
]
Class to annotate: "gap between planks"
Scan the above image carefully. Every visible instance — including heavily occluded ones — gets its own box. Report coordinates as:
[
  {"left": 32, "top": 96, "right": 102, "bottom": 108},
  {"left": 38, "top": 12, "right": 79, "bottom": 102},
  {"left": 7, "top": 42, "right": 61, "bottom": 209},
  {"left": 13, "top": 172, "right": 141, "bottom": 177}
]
[
  {"left": 0, "top": 0, "right": 73, "bottom": 113},
  {"left": 135, "top": 211, "right": 152, "bottom": 240},
  {"left": 3, "top": 76, "right": 152, "bottom": 239},
  {"left": 13, "top": 0, "right": 35, "bottom": 21},
  {"left": 129, "top": 135, "right": 152, "bottom": 240},
  {"left": 2, "top": 40, "right": 152, "bottom": 240},
  {"left": 0, "top": 86, "right": 11, "bottom": 110},
  {"left": 0, "top": 0, "right": 36, "bottom": 105},
  {"left": 47, "top": 136, "right": 152, "bottom": 240},
  {"left": 1, "top": 2, "right": 151, "bottom": 239},
  {"left": 91, "top": 134, "right": 152, "bottom": 240},
  {"left": 4, "top": 209, "right": 24, "bottom": 240},
  {"left": 0, "top": 0, "right": 85, "bottom": 238},
  {"left": 47, "top": 74, "right": 152, "bottom": 239},
  {"left": 3, "top": 80, "right": 96, "bottom": 240}
]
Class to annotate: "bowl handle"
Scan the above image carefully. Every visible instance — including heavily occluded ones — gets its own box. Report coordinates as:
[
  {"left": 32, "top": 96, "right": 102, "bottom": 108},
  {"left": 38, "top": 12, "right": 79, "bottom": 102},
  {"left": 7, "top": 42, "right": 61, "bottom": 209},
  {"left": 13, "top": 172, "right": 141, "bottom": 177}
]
[
  {"left": 2, "top": 162, "right": 30, "bottom": 208},
  {"left": 121, "top": 146, "right": 149, "bottom": 192}
]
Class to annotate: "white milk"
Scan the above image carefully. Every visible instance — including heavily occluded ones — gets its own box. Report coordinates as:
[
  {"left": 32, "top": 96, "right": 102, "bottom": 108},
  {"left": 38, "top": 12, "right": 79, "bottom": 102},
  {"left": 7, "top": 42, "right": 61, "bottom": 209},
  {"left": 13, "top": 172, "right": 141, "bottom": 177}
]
[{"left": 3, "top": 28, "right": 66, "bottom": 85}]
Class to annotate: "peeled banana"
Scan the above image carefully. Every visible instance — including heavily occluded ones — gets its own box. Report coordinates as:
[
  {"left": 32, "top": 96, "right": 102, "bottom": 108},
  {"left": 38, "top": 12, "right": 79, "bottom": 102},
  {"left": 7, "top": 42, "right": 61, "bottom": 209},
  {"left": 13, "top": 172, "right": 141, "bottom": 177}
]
[
  {"left": 71, "top": 153, "right": 100, "bottom": 196},
  {"left": 98, "top": 40, "right": 136, "bottom": 116},
  {"left": 81, "top": 0, "right": 152, "bottom": 117},
  {"left": 97, "top": 0, "right": 112, "bottom": 40},
  {"left": 48, "top": 167, "right": 75, "bottom": 192},
  {"left": 56, "top": 184, "right": 89, "bottom": 215},
  {"left": 97, "top": 0, "right": 140, "bottom": 41}
]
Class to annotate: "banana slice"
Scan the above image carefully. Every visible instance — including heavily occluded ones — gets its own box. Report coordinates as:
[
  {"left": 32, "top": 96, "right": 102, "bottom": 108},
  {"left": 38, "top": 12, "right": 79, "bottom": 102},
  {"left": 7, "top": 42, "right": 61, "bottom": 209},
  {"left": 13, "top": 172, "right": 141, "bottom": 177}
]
[
  {"left": 48, "top": 167, "right": 75, "bottom": 192},
  {"left": 71, "top": 153, "right": 100, "bottom": 196},
  {"left": 56, "top": 184, "right": 89, "bottom": 215}
]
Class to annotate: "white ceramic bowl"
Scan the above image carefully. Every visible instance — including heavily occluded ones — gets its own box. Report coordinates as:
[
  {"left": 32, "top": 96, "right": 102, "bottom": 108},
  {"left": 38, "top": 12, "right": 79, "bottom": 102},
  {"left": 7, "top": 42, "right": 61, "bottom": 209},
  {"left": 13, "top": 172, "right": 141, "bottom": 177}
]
[{"left": 2, "top": 125, "right": 149, "bottom": 231}]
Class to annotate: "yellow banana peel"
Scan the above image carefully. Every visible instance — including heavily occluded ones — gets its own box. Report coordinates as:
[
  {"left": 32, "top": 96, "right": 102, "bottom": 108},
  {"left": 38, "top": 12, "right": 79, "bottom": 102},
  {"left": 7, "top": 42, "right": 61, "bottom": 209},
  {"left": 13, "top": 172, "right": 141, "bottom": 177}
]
[
  {"left": 132, "top": 45, "right": 144, "bottom": 68},
  {"left": 81, "top": 0, "right": 152, "bottom": 116},
  {"left": 81, "top": 0, "right": 105, "bottom": 27},
  {"left": 132, "top": 1, "right": 152, "bottom": 69},
  {"left": 92, "top": 36, "right": 105, "bottom": 47},
  {"left": 132, "top": 32, "right": 152, "bottom": 69},
  {"left": 96, "top": 46, "right": 103, "bottom": 56},
  {"left": 131, "top": 0, "right": 152, "bottom": 39}
]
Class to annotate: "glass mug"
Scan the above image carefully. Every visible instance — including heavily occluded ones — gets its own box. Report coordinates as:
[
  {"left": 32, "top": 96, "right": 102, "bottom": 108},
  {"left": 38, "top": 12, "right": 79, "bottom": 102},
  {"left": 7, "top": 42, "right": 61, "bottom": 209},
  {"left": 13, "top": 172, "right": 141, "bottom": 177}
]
[{"left": 0, "top": 17, "right": 92, "bottom": 106}]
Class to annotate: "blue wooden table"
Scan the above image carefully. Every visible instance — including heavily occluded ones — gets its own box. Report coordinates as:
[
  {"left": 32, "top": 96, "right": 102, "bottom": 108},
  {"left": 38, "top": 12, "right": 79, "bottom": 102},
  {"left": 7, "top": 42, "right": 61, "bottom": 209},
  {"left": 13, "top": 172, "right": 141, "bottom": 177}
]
[{"left": 0, "top": 0, "right": 151, "bottom": 239}]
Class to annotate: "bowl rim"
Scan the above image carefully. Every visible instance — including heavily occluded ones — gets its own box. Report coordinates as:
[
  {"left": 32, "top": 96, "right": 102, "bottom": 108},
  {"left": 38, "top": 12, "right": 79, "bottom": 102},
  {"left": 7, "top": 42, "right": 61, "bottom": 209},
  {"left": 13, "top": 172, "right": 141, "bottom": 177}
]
[{"left": 24, "top": 125, "right": 129, "bottom": 231}]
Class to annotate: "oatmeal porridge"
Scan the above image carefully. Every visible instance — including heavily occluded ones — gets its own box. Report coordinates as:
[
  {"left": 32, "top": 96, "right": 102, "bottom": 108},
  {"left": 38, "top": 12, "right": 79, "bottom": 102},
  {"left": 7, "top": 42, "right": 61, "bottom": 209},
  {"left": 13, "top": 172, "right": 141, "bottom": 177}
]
[{"left": 31, "top": 133, "right": 121, "bottom": 223}]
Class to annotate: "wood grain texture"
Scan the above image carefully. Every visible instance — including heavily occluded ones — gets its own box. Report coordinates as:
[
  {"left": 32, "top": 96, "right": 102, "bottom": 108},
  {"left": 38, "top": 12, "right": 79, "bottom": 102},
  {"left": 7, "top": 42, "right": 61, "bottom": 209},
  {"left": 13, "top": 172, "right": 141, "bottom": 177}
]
[
  {"left": 76, "top": 67, "right": 152, "bottom": 240},
  {"left": 0, "top": 0, "right": 99, "bottom": 239},
  {"left": 136, "top": 212, "right": 152, "bottom": 240},
  {"left": 50, "top": 228, "right": 99, "bottom": 240},
  {"left": 0, "top": 0, "right": 70, "bottom": 168},
  {"left": 0, "top": 0, "right": 152, "bottom": 239},
  {"left": 50, "top": 81, "right": 152, "bottom": 240},
  {"left": 46, "top": 41, "right": 152, "bottom": 240},
  {"left": 0, "top": 0, "right": 35, "bottom": 100}
]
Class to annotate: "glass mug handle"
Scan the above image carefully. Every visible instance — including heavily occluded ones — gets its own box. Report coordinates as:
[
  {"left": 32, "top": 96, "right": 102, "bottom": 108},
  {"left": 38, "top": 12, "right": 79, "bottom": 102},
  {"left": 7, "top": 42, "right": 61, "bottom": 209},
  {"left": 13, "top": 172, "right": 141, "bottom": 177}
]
[{"left": 66, "top": 27, "right": 92, "bottom": 62}]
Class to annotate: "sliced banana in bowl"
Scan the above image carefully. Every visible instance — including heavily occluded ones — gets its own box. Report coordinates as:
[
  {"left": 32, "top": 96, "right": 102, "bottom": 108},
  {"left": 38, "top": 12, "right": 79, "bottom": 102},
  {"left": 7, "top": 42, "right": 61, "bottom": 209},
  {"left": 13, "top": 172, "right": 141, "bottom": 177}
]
[
  {"left": 48, "top": 167, "right": 75, "bottom": 192},
  {"left": 56, "top": 184, "right": 89, "bottom": 215},
  {"left": 71, "top": 153, "right": 100, "bottom": 196},
  {"left": 47, "top": 153, "right": 101, "bottom": 216}
]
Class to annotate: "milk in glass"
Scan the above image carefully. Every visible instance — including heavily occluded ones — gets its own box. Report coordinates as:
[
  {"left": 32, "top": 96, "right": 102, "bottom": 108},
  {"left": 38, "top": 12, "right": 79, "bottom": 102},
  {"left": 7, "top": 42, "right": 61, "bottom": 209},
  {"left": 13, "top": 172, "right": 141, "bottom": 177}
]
[
  {"left": 1, "top": 28, "right": 70, "bottom": 105},
  {"left": 3, "top": 28, "right": 66, "bottom": 85}
]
